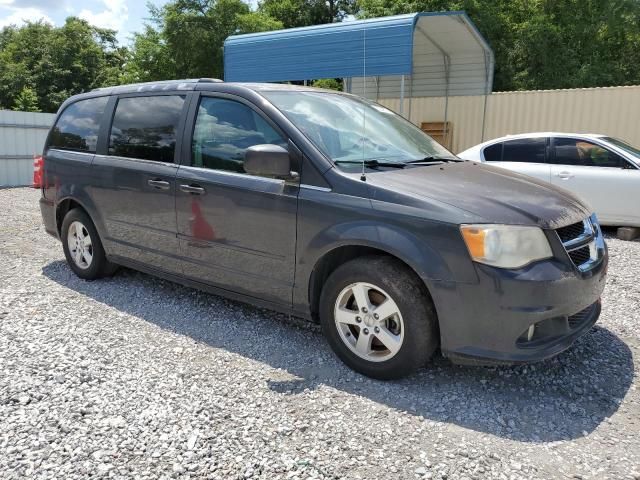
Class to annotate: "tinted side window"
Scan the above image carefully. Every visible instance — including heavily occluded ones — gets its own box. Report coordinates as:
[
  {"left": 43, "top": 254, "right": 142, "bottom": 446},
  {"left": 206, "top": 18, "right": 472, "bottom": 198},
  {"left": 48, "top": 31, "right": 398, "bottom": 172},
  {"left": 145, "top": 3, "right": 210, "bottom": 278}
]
[
  {"left": 109, "top": 95, "right": 185, "bottom": 162},
  {"left": 502, "top": 138, "right": 547, "bottom": 163},
  {"left": 554, "top": 138, "right": 623, "bottom": 168},
  {"left": 192, "top": 97, "right": 286, "bottom": 173},
  {"left": 49, "top": 96, "right": 108, "bottom": 153},
  {"left": 483, "top": 143, "right": 503, "bottom": 162}
]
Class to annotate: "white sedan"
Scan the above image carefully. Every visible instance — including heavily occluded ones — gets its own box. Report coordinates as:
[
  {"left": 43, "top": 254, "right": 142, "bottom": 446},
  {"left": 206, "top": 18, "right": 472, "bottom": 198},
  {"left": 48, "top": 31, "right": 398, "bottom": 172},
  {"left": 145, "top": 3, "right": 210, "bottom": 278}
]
[{"left": 458, "top": 132, "right": 640, "bottom": 227}]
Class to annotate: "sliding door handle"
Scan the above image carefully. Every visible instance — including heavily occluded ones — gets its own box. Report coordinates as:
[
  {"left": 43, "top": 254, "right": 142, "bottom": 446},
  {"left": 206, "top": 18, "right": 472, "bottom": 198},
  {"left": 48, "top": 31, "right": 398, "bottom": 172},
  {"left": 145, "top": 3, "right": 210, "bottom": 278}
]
[
  {"left": 148, "top": 179, "right": 170, "bottom": 190},
  {"left": 180, "top": 184, "right": 206, "bottom": 195}
]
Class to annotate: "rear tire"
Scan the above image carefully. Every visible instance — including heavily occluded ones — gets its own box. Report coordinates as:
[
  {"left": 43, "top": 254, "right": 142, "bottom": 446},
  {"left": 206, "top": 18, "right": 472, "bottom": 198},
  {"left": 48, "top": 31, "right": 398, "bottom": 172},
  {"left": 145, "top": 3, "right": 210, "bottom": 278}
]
[
  {"left": 319, "top": 255, "right": 438, "bottom": 380},
  {"left": 61, "top": 208, "right": 117, "bottom": 280}
]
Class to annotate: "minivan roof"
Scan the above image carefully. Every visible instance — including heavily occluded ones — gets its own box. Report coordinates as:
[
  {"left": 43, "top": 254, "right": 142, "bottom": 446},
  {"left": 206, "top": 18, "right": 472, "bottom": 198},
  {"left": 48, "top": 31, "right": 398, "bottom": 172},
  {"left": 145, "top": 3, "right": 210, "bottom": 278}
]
[{"left": 60, "top": 79, "right": 347, "bottom": 113}]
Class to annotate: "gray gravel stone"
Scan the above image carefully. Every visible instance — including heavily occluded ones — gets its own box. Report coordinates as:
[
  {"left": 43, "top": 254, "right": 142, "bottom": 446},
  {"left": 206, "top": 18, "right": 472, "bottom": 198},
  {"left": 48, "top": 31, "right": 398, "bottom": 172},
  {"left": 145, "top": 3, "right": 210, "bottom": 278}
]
[{"left": 1, "top": 187, "right": 639, "bottom": 479}]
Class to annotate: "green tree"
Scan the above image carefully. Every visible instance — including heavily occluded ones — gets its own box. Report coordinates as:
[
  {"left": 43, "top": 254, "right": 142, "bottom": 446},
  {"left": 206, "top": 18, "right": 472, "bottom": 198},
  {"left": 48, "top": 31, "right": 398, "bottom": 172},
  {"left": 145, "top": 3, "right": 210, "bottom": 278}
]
[
  {"left": 259, "top": 0, "right": 358, "bottom": 28},
  {"left": 125, "top": 0, "right": 283, "bottom": 82},
  {"left": 357, "top": 0, "right": 640, "bottom": 91},
  {"left": 312, "top": 78, "right": 342, "bottom": 90},
  {"left": 0, "top": 18, "right": 127, "bottom": 112},
  {"left": 13, "top": 87, "right": 41, "bottom": 112}
]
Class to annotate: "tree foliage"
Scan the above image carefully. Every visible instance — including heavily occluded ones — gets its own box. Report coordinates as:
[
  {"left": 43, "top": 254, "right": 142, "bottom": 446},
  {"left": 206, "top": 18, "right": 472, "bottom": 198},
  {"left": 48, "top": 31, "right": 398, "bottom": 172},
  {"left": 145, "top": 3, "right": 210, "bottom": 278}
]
[
  {"left": 312, "top": 78, "right": 342, "bottom": 90},
  {"left": 357, "top": 0, "right": 640, "bottom": 91},
  {"left": 13, "top": 87, "right": 41, "bottom": 112},
  {"left": 258, "top": 0, "right": 358, "bottom": 28},
  {"left": 0, "top": 18, "right": 126, "bottom": 112},
  {"left": 125, "top": 0, "right": 283, "bottom": 83},
  {"left": 1, "top": 0, "right": 639, "bottom": 113}
]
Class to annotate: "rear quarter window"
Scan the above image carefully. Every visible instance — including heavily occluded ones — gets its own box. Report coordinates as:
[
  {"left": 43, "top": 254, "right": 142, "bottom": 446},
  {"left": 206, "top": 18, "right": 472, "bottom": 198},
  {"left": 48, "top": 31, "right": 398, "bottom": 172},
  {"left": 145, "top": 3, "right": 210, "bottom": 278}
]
[{"left": 48, "top": 96, "right": 109, "bottom": 153}]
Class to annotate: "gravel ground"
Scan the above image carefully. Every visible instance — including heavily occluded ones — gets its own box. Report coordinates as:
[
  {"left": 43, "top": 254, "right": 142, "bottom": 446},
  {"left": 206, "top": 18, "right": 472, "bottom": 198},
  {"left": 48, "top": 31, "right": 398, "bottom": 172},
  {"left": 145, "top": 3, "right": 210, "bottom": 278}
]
[{"left": 1, "top": 186, "right": 639, "bottom": 480}]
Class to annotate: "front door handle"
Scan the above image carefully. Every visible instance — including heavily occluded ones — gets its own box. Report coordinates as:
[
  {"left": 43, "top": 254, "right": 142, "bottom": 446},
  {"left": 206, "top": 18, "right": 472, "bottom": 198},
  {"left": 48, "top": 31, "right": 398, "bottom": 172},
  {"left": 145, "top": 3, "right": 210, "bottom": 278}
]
[
  {"left": 556, "top": 171, "right": 574, "bottom": 180},
  {"left": 148, "top": 179, "right": 170, "bottom": 190},
  {"left": 180, "top": 184, "right": 206, "bottom": 195}
]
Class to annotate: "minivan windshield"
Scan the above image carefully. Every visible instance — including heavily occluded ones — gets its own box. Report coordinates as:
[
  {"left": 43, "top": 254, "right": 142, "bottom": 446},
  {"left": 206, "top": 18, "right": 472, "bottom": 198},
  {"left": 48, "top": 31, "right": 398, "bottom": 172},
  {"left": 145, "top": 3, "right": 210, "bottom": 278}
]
[{"left": 261, "top": 91, "right": 456, "bottom": 170}]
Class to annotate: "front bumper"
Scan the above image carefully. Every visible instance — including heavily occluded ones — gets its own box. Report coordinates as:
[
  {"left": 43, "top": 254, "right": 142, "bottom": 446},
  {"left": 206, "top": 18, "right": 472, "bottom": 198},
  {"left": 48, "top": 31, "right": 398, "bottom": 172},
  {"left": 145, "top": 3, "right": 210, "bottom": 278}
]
[{"left": 432, "top": 220, "right": 608, "bottom": 365}]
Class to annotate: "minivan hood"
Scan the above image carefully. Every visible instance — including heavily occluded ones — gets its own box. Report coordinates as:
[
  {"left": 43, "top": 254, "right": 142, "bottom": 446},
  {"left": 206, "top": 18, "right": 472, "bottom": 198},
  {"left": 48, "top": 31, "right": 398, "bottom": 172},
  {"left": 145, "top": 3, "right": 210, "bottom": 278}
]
[{"left": 368, "top": 162, "right": 591, "bottom": 229}]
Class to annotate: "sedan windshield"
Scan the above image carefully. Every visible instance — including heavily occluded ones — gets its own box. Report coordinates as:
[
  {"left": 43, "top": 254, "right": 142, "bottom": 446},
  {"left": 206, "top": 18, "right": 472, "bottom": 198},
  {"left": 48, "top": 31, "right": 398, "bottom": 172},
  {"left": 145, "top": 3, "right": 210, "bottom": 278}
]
[
  {"left": 604, "top": 137, "right": 640, "bottom": 160},
  {"left": 261, "top": 91, "right": 455, "bottom": 170}
]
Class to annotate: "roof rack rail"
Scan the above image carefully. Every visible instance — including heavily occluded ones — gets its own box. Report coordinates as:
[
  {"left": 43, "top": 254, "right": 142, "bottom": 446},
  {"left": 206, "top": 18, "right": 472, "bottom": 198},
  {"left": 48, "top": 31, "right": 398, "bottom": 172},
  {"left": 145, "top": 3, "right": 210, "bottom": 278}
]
[{"left": 91, "top": 78, "right": 223, "bottom": 92}]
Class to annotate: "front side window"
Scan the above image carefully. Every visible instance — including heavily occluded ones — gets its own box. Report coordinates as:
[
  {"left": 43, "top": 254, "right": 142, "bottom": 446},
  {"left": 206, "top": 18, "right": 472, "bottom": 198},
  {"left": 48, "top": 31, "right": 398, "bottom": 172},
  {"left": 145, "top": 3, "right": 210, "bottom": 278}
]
[
  {"left": 502, "top": 138, "right": 547, "bottom": 163},
  {"left": 554, "top": 138, "right": 623, "bottom": 168},
  {"left": 260, "top": 91, "right": 455, "bottom": 171},
  {"left": 192, "top": 97, "right": 286, "bottom": 173},
  {"left": 49, "top": 96, "right": 108, "bottom": 153},
  {"left": 109, "top": 95, "right": 185, "bottom": 162}
]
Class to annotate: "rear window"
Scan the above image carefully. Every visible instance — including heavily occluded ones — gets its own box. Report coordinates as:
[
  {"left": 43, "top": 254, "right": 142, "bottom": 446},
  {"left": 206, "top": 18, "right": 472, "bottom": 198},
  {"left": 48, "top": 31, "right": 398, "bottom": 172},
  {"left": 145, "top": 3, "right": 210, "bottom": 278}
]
[
  {"left": 48, "top": 96, "right": 108, "bottom": 153},
  {"left": 482, "top": 143, "right": 503, "bottom": 162},
  {"left": 108, "top": 95, "right": 186, "bottom": 163},
  {"left": 502, "top": 138, "right": 547, "bottom": 163}
]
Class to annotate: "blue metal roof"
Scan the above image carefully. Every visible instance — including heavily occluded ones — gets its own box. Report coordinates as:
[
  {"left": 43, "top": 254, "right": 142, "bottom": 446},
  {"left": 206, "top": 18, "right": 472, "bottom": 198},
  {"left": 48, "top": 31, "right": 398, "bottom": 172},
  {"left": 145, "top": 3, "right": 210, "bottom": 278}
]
[
  {"left": 224, "top": 12, "right": 495, "bottom": 98},
  {"left": 224, "top": 14, "right": 420, "bottom": 82}
]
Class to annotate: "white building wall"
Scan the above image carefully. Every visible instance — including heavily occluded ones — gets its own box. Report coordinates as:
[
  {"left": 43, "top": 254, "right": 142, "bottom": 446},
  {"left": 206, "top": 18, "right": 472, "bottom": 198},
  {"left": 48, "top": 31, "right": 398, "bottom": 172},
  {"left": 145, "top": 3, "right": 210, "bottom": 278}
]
[{"left": 0, "top": 110, "right": 55, "bottom": 187}]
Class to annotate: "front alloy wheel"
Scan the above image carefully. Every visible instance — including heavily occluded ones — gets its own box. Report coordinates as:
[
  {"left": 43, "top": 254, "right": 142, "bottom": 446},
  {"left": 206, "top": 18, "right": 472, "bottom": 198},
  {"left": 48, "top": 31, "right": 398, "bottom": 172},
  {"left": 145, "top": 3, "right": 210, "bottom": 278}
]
[
  {"left": 334, "top": 282, "right": 404, "bottom": 362},
  {"left": 319, "top": 255, "right": 439, "bottom": 380}
]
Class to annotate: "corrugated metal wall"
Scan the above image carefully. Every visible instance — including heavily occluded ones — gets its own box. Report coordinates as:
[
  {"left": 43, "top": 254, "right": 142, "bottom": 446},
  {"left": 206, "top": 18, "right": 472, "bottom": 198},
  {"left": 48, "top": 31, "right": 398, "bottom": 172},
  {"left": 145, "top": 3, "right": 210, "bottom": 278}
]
[
  {"left": 378, "top": 85, "right": 640, "bottom": 153},
  {"left": 0, "top": 110, "right": 55, "bottom": 187}
]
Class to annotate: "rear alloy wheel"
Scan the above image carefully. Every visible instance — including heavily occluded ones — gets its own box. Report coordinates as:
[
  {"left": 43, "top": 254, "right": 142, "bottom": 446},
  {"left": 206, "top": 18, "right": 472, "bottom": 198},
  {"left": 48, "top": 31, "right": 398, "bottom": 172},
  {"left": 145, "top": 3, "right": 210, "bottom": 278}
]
[
  {"left": 67, "top": 221, "right": 93, "bottom": 270},
  {"left": 320, "top": 255, "right": 438, "bottom": 380},
  {"left": 61, "top": 208, "right": 117, "bottom": 280}
]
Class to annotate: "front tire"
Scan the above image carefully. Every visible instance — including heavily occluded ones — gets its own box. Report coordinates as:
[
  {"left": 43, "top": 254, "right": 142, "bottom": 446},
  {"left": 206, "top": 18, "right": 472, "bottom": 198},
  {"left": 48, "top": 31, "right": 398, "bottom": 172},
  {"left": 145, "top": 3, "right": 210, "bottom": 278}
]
[
  {"left": 61, "top": 208, "right": 117, "bottom": 280},
  {"left": 319, "top": 256, "right": 439, "bottom": 380}
]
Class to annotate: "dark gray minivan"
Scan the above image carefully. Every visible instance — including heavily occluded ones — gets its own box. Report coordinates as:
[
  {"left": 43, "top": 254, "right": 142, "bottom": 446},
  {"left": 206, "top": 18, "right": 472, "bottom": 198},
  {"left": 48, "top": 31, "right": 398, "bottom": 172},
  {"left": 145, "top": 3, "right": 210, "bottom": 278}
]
[{"left": 39, "top": 79, "right": 608, "bottom": 379}]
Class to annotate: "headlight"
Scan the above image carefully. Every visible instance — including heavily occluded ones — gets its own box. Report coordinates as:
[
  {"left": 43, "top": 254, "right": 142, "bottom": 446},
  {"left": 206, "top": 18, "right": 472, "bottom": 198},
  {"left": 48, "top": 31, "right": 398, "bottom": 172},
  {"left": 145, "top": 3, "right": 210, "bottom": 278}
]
[{"left": 460, "top": 224, "right": 552, "bottom": 269}]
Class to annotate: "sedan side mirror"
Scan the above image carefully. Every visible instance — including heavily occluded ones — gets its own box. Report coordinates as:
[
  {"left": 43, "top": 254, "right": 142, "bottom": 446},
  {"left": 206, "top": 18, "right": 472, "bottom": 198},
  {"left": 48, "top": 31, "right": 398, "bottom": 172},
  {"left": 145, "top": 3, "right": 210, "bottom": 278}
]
[{"left": 244, "top": 144, "right": 294, "bottom": 178}]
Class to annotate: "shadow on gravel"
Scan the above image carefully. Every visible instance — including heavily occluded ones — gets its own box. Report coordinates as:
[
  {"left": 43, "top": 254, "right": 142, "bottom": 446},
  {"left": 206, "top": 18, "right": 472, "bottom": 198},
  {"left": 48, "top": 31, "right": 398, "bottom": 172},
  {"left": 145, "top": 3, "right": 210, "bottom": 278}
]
[{"left": 43, "top": 260, "right": 634, "bottom": 444}]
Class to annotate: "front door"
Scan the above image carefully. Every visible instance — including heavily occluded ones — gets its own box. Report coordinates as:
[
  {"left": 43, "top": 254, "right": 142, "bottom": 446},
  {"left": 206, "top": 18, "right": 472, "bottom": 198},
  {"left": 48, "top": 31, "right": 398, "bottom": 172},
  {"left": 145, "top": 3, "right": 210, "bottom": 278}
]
[
  {"left": 175, "top": 94, "right": 299, "bottom": 306},
  {"left": 91, "top": 94, "right": 187, "bottom": 274},
  {"left": 550, "top": 137, "right": 640, "bottom": 224}
]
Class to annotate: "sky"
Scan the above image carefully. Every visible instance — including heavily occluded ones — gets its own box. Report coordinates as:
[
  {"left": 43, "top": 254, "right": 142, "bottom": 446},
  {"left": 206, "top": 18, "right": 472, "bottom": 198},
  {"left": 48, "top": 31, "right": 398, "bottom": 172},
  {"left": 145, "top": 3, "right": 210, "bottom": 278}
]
[{"left": 0, "top": 0, "right": 172, "bottom": 45}]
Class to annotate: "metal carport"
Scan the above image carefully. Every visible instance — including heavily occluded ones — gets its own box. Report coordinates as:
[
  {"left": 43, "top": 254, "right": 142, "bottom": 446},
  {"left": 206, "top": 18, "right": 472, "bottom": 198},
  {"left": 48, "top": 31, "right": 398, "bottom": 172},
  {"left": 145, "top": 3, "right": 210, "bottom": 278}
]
[{"left": 224, "top": 11, "right": 494, "bottom": 130}]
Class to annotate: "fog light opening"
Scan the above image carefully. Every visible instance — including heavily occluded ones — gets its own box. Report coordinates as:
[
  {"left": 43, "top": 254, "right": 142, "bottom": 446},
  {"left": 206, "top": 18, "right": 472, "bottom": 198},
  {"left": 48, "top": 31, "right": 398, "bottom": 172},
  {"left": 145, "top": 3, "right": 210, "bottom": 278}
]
[{"left": 526, "top": 324, "right": 535, "bottom": 342}]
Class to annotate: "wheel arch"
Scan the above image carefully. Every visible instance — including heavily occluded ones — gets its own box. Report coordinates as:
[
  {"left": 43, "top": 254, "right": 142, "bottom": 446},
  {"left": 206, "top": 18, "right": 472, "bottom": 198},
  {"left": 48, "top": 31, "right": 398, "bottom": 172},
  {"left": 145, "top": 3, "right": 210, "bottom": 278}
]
[
  {"left": 56, "top": 197, "right": 90, "bottom": 236},
  {"left": 55, "top": 194, "right": 107, "bottom": 241},
  {"left": 306, "top": 231, "right": 450, "bottom": 323}
]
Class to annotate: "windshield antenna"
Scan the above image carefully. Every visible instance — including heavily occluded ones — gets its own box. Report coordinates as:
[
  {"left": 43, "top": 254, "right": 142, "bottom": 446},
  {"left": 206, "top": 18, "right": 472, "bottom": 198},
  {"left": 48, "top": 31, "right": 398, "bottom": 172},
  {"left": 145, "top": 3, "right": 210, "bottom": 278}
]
[{"left": 360, "top": 22, "right": 367, "bottom": 182}]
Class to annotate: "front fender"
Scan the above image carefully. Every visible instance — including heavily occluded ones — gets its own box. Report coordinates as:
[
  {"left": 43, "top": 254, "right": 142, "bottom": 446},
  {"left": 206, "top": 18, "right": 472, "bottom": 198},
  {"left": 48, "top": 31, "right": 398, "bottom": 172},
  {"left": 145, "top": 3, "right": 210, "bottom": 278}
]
[{"left": 306, "top": 221, "right": 455, "bottom": 284}]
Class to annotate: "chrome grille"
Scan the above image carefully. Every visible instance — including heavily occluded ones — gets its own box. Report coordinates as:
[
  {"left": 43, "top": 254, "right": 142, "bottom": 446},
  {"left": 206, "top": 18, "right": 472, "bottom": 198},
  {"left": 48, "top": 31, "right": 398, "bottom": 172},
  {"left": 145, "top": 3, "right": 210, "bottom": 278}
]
[
  {"left": 556, "top": 221, "right": 586, "bottom": 243},
  {"left": 556, "top": 217, "right": 600, "bottom": 271},
  {"left": 568, "top": 245, "right": 591, "bottom": 265}
]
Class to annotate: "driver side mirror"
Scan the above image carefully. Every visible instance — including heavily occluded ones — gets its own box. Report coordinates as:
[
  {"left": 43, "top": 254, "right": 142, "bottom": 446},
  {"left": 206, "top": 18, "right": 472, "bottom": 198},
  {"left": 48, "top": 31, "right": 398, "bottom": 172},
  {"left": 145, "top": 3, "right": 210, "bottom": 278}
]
[{"left": 244, "top": 144, "right": 296, "bottom": 178}]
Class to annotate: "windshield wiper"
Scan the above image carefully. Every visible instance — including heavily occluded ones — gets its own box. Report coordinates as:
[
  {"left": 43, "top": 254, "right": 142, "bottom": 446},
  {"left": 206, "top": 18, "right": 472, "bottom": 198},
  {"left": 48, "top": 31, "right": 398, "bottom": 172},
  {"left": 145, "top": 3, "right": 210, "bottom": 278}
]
[
  {"left": 406, "top": 156, "right": 463, "bottom": 164},
  {"left": 334, "top": 159, "right": 407, "bottom": 169}
]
